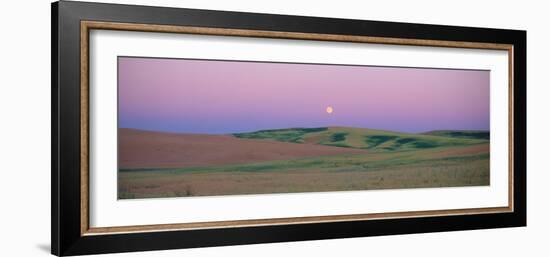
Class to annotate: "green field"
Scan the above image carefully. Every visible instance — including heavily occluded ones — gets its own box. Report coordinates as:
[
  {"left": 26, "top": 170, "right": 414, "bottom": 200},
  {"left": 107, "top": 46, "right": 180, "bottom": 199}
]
[
  {"left": 119, "top": 127, "right": 490, "bottom": 199},
  {"left": 233, "top": 127, "right": 486, "bottom": 151}
]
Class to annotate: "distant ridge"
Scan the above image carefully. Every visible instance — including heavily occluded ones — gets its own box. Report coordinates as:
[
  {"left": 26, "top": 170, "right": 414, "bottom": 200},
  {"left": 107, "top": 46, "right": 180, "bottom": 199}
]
[
  {"left": 422, "top": 130, "right": 490, "bottom": 140},
  {"left": 234, "top": 126, "right": 488, "bottom": 152}
]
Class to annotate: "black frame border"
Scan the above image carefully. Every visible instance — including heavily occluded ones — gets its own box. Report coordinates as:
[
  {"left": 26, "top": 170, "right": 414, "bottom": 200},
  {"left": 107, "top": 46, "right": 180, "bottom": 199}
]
[{"left": 52, "top": 1, "right": 526, "bottom": 256}]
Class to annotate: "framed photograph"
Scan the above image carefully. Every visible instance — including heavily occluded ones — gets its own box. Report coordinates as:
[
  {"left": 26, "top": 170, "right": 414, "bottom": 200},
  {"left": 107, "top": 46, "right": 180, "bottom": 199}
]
[{"left": 52, "top": 1, "right": 526, "bottom": 256}]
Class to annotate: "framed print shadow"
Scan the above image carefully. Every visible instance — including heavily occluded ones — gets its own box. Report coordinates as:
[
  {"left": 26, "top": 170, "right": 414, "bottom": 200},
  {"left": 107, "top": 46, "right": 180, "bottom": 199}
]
[{"left": 51, "top": 1, "right": 526, "bottom": 256}]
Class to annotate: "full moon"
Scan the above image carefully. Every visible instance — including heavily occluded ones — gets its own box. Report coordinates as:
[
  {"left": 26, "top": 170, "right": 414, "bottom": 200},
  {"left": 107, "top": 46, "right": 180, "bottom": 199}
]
[{"left": 326, "top": 106, "right": 333, "bottom": 114}]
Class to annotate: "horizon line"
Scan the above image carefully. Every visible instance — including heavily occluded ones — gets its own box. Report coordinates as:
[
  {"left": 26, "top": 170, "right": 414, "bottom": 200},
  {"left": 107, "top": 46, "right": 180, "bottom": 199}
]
[{"left": 118, "top": 126, "right": 491, "bottom": 136}]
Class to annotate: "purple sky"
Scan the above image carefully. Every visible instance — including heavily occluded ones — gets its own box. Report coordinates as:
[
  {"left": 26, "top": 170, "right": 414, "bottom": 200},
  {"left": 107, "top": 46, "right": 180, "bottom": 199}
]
[{"left": 118, "top": 57, "right": 490, "bottom": 134}]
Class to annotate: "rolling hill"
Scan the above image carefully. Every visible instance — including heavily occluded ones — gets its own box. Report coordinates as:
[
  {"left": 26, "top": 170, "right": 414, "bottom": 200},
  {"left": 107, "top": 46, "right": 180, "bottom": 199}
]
[
  {"left": 120, "top": 127, "right": 490, "bottom": 198},
  {"left": 233, "top": 127, "right": 488, "bottom": 152},
  {"left": 422, "top": 130, "right": 490, "bottom": 140},
  {"left": 119, "top": 128, "right": 366, "bottom": 169}
]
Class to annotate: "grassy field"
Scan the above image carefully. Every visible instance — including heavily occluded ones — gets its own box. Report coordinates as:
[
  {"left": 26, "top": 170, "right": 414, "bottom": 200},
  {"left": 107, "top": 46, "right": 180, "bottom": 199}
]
[
  {"left": 233, "top": 126, "right": 488, "bottom": 150},
  {"left": 119, "top": 127, "right": 490, "bottom": 199}
]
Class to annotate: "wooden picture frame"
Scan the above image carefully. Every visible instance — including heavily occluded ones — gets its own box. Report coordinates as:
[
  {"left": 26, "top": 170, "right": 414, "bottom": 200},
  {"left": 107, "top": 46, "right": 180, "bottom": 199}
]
[{"left": 52, "top": 1, "right": 526, "bottom": 256}]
